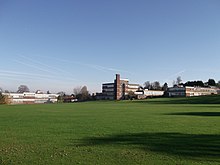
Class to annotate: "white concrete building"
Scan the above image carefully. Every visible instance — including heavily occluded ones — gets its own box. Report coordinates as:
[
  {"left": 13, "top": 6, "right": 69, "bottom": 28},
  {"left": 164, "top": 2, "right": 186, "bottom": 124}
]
[
  {"left": 143, "top": 89, "right": 164, "bottom": 97},
  {"left": 168, "top": 86, "right": 218, "bottom": 97},
  {"left": 3, "top": 92, "right": 59, "bottom": 104},
  {"left": 135, "top": 89, "right": 164, "bottom": 99}
]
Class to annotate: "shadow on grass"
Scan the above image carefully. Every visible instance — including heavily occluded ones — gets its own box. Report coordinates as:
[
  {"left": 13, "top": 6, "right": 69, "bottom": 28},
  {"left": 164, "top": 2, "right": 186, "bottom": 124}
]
[
  {"left": 77, "top": 132, "right": 220, "bottom": 162},
  {"left": 167, "top": 112, "right": 220, "bottom": 117}
]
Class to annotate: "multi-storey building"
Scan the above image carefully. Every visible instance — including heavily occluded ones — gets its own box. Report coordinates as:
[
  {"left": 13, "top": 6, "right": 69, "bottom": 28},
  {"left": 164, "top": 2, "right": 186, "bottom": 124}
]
[
  {"left": 97, "top": 74, "right": 140, "bottom": 100},
  {"left": 102, "top": 83, "right": 115, "bottom": 100},
  {"left": 97, "top": 75, "right": 220, "bottom": 100}
]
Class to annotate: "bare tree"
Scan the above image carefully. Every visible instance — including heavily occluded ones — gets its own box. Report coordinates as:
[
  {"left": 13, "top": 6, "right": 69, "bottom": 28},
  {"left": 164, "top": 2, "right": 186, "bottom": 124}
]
[
  {"left": 144, "top": 81, "right": 151, "bottom": 89},
  {"left": 151, "top": 81, "right": 161, "bottom": 90},
  {"left": 172, "top": 80, "right": 176, "bottom": 87},
  {"left": 73, "top": 86, "right": 90, "bottom": 101},
  {"left": 73, "top": 86, "right": 82, "bottom": 96},
  {"left": 57, "top": 91, "right": 65, "bottom": 103},
  {"left": 80, "top": 86, "right": 90, "bottom": 101},
  {"left": 81, "top": 86, "right": 89, "bottom": 95},
  {"left": 17, "top": 85, "right": 29, "bottom": 93},
  {"left": 0, "top": 92, "right": 4, "bottom": 104},
  {"left": 0, "top": 92, "right": 7, "bottom": 104},
  {"left": 176, "top": 76, "right": 182, "bottom": 85},
  {"left": 57, "top": 91, "right": 65, "bottom": 96}
]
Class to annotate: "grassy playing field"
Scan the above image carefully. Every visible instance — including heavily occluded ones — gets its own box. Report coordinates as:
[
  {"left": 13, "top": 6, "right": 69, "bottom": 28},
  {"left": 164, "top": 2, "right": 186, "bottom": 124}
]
[{"left": 0, "top": 96, "right": 220, "bottom": 165}]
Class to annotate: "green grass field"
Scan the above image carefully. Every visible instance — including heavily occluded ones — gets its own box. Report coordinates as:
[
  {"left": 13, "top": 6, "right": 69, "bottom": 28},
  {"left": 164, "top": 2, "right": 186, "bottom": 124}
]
[{"left": 0, "top": 96, "right": 220, "bottom": 165}]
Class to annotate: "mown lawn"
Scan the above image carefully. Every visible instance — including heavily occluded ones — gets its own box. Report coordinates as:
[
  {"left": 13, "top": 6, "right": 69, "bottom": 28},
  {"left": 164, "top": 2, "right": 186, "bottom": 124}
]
[{"left": 0, "top": 98, "right": 220, "bottom": 165}]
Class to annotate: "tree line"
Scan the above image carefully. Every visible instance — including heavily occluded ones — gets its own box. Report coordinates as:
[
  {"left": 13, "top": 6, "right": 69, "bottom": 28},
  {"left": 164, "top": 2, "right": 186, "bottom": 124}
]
[
  {"left": 58, "top": 86, "right": 94, "bottom": 102},
  {"left": 180, "top": 79, "right": 220, "bottom": 88},
  {"left": 143, "top": 77, "right": 220, "bottom": 92},
  {"left": 143, "top": 81, "right": 168, "bottom": 91}
]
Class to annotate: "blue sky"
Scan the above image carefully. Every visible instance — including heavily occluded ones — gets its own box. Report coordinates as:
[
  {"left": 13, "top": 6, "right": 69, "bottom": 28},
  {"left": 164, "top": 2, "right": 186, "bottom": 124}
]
[{"left": 0, "top": 0, "right": 220, "bottom": 93}]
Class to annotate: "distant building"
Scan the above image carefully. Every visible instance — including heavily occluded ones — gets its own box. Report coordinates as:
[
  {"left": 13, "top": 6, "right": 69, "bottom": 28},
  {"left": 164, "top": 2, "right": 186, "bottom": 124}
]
[
  {"left": 63, "top": 94, "right": 78, "bottom": 103},
  {"left": 97, "top": 74, "right": 220, "bottom": 100},
  {"left": 135, "top": 89, "right": 164, "bottom": 99},
  {"left": 97, "top": 74, "right": 140, "bottom": 100},
  {"left": 97, "top": 74, "right": 165, "bottom": 100},
  {"left": 3, "top": 92, "right": 59, "bottom": 104},
  {"left": 168, "top": 86, "right": 218, "bottom": 97}
]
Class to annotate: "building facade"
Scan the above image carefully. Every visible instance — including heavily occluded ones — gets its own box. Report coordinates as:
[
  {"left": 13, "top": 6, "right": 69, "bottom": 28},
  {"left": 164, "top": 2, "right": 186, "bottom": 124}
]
[
  {"left": 97, "top": 74, "right": 220, "bottom": 100},
  {"left": 3, "top": 92, "right": 59, "bottom": 104},
  {"left": 168, "top": 86, "right": 218, "bottom": 97},
  {"left": 97, "top": 74, "right": 140, "bottom": 100},
  {"left": 102, "top": 83, "right": 115, "bottom": 100},
  {"left": 97, "top": 74, "right": 166, "bottom": 100},
  {"left": 134, "top": 89, "right": 164, "bottom": 99}
]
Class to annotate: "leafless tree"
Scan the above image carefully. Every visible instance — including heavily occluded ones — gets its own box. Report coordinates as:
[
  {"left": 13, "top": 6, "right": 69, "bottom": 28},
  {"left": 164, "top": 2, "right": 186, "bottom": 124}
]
[
  {"left": 176, "top": 76, "right": 182, "bottom": 85},
  {"left": 17, "top": 85, "right": 29, "bottom": 93},
  {"left": 57, "top": 91, "right": 65, "bottom": 96},
  {"left": 144, "top": 81, "right": 151, "bottom": 89},
  {"left": 73, "top": 86, "right": 82, "bottom": 96},
  {"left": 151, "top": 81, "right": 161, "bottom": 90},
  {"left": 73, "top": 86, "right": 90, "bottom": 101}
]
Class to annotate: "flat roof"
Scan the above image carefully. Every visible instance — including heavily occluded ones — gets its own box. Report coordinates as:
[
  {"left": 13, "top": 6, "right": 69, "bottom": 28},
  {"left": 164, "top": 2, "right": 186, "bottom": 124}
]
[
  {"left": 102, "top": 83, "right": 115, "bottom": 85},
  {"left": 128, "top": 83, "right": 140, "bottom": 86},
  {"left": 120, "top": 78, "right": 129, "bottom": 81}
]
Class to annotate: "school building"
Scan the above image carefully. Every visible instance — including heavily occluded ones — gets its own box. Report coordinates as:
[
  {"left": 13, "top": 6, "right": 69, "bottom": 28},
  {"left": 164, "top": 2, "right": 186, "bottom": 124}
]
[
  {"left": 3, "top": 92, "right": 59, "bottom": 104},
  {"left": 168, "top": 86, "right": 218, "bottom": 97},
  {"left": 96, "top": 74, "right": 164, "bottom": 100}
]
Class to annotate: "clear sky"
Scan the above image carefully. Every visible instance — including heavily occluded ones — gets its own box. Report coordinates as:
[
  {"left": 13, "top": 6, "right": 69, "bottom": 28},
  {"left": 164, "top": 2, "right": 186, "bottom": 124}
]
[{"left": 1, "top": 0, "right": 220, "bottom": 94}]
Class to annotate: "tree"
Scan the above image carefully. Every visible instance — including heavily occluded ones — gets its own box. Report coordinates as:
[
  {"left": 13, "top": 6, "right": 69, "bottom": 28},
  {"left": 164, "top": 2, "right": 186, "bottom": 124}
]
[
  {"left": 0, "top": 92, "right": 7, "bottom": 104},
  {"left": 81, "top": 86, "right": 89, "bottom": 95},
  {"left": 57, "top": 91, "right": 65, "bottom": 103},
  {"left": 151, "top": 81, "right": 161, "bottom": 90},
  {"left": 17, "top": 85, "right": 29, "bottom": 93},
  {"left": 144, "top": 81, "right": 162, "bottom": 90},
  {"left": 144, "top": 81, "right": 151, "bottom": 89},
  {"left": 207, "top": 79, "right": 216, "bottom": 86},
  {"left": 184, "top": 81, "right": 204, "bottom": 87},
  {"left": 217, "top": 81, "right": 220, "bottom": 88},
  {"left": 196, "top": 81, "right": 204, "bottom": 87},
  {"left": 0, "top": 92, "right": 4, "bottom": 104},
  {"left": 73, "top": 86, "right": 82, "bottom": 96},
  {"left": 162, "top": 83, "right": 168, "bottom": 91},
  {"left": 4, "top": 90, "right": 10, "bottom": 93},
  {"left": 162, "top": 82, "right": 169, "bottom": 97},
  {"left": 74, "top": 86, "right": 90, "bottom": 101},
  {"left": 176, "top": 76, "right": 182, "bottom": 85},
  {"left": 79, "top": 86, "right": 90, "bottom": 101}
]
